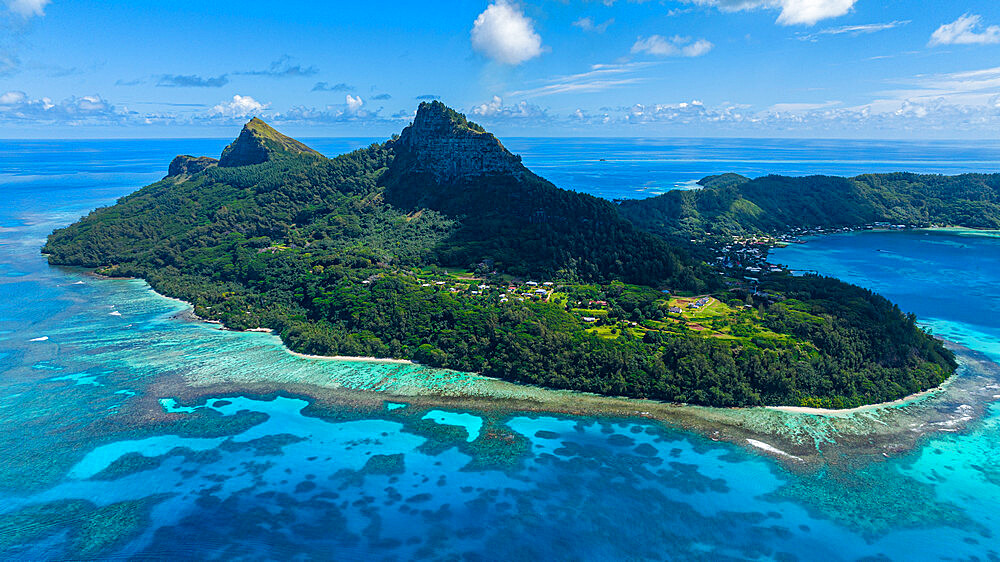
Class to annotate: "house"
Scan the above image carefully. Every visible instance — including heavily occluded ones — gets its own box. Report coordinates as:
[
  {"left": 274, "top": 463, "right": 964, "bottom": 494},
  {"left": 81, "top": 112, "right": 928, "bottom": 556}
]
[
  {"left": 526, "top": 281, "right": 538, "bottom": 286},
  {"left": 582, "top": 316, "right": 598, "bottom": 323},
  {"left": 543, "top": 282, "right": 554, "bottom": 286},
  {"left": 668, "top": 306, "right": 683, "bottom": 314},
  {"left": 688, "top": 296, "right": 711, "bottom": 309}
]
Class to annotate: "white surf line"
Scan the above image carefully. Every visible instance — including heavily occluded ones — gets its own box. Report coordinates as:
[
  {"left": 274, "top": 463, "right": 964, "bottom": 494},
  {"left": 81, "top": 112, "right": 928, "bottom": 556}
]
[{"left": 746, "top": 439, "right": 804, "bottom": 462}]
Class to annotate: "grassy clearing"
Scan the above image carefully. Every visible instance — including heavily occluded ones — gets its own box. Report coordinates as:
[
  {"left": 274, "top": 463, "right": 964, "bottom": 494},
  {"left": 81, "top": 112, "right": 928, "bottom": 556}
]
[
  {"left": 571, "top": 308, "right": 608, "bottom": 318},
  {"left": 549, "top": 292, "right": 569, "bottom": 307},
  {"left": 586, "top": 324, "right": 646, "bottom": 340},
  {"left": 655, "top": 295, "right": 803, "bottom": 344}
]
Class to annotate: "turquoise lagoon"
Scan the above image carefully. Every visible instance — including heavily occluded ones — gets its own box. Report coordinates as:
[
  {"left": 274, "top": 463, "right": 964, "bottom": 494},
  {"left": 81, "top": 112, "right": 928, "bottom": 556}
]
[{"left": 1, "top": 139, "right": 1000, "bottom": 559}]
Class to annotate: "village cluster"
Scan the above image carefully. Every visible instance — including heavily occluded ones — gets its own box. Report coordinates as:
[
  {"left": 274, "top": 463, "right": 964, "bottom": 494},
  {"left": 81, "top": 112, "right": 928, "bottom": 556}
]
[
  {"left": 416, "top": 278, "right": 558, "bottom": 304},
  {"left": 710, "top": 222, "right": 923, "bottom": 283}
]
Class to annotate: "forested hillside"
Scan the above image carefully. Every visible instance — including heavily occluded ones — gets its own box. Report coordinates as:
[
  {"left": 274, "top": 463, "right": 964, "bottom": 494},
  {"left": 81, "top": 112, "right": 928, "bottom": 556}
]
[
  {"left": 43, "top": 102, "right": 956, "bottom": 408},
  {"left": 619, "top": 171, "right": 1000, "bottom": 238}
]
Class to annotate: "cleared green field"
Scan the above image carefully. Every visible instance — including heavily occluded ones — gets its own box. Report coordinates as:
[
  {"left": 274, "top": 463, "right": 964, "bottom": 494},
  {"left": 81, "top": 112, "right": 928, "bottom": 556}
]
[
  {"left": 571, "top": 308, "right": 608, "bottom": 317},
  {"left": 586, "top": 324, "right": 646, "bottom": 340},
  {"left": 549, "top": 292, "right": 569, "bottom": 307}
]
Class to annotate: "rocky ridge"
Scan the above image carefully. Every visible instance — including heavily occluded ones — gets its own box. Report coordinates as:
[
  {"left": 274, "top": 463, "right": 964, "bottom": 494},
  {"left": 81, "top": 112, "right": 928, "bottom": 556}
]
[
  {"left": 167, "top": 155, "right": 218, "bottom": 177},
  {"left": 388, "top": 101, "right": 525, "bottom": 183}
]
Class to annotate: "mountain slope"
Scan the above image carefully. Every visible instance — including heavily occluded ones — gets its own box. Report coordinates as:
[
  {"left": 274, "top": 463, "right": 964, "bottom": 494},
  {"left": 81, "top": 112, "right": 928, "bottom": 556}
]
[
  {"left": 383, "top": 101, "right": 703, "bottom": 287},
  {"left": 219, "top": 117, "right": 324, "bottom": 167}
]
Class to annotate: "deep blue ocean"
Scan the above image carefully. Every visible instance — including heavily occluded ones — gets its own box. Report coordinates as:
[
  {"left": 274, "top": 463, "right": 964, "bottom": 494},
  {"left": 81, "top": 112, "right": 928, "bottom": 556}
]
[{"left": 2, "top": 137, "right": 1000, "bottom": 560}]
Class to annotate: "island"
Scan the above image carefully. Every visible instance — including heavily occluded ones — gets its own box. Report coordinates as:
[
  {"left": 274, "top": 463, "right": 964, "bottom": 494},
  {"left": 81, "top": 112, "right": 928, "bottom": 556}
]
[
  {"left": 43, "top": 101, "right": 957, "bottom": 409},
  {"left": 618, "top": 170, "right": 1000, "bottom": 240}
]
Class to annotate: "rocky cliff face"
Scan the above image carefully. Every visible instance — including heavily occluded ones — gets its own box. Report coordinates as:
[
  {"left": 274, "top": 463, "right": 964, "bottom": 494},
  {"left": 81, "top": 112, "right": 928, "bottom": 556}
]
[
  {"left": 389, "top": 101, "right": 526, "bottom": 182},
  {"left": 167, "top": 155, "right": 218, "bottom": 177},
  {"left": 218, "top": 117, "right": 322, "bottom": 167}
]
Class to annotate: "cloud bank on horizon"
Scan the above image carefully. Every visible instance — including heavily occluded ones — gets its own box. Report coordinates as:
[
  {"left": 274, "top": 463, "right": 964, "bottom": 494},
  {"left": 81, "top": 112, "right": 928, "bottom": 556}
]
[{"left": 2, "top": 0, "right": 1000, "bottom": 138}]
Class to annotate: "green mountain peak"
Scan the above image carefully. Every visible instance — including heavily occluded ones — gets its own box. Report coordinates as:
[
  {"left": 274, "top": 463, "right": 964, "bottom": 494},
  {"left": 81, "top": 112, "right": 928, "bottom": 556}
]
[
  {"left": 412, "top": 100, "right": 487, "bottom": 134},
  {"left": 218, "top": 118, "right": 323, "bottom": 168}
]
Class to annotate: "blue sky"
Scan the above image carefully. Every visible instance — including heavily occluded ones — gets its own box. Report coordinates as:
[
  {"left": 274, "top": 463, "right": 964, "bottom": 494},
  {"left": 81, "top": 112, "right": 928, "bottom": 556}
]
[{"left": 3, "top": 0, "right": 1000, "bottom": 138}]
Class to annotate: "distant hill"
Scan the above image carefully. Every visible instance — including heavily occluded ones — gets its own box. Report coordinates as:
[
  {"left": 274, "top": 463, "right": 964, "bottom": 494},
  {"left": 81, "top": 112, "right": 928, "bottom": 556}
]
[
  {"left": 42, "top": 103, "right": 955, "bottom": 408},
  {"left": 619, "top": 172, "right": 1000, "bottom": 238}
]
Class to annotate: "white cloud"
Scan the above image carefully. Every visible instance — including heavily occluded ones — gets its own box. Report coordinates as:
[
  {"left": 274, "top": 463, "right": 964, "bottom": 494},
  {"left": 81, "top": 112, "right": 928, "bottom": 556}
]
[
  {"left": 776, "top": 0, "right": 855, "bottom": 25},
  {"left": 471, "top": 95, "right": 547, "bottom": 119},
  {"left": 607, "top": 95, "right": 1000, "bottom": 135},
  {"left": 470, "top": 1, "right": 544, "bottom": 65},
  {"left": 508, "top": 62, "right": 654, "bottom": 98},
  {"left": 930, "top": 14, "right": 1000, "bottom": 47},
  {"left": 573, "top": 17, "right": 614, "bottom": 33},
  {"left": 6, "top": 0, "right": 50, "bottom": 18},
  {"left": 797, "top": 20, "right": 909, "bottom": 41},
  {"left": 473, "top": 95, "right": 504, "bottom": 116},
  {"left": 685, "top": 0, "right": 857, "bottom": 26},
  {"left": 345, "top": 94, "right": 363, "bottom": 113},
  {"left": 210, "top": 95, "right": 267, "bottom": 118},
  {"left": 0, "top": 90, "right": 28, "bottom": 105},
  {"left": 268, "top": 96, "right": 386, "bottom": 125},
  {"left": 877, "top": 65, "right": 1000, "bottom": 110},
  {"left": 0, "top": 90, "right": 127, "bottom": 123},
  {"left": 631, "top": 35, "right": 714, "bottom": 57}
]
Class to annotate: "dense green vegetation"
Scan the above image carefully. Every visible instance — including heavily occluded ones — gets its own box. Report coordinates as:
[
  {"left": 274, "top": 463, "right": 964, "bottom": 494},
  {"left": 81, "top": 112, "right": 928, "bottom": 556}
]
[
  {"left": 619, "top": 171, "right": 1000, "bottom": 238},
  {"left": 43, "top": 103, "right": 956, "bottom": 408}
]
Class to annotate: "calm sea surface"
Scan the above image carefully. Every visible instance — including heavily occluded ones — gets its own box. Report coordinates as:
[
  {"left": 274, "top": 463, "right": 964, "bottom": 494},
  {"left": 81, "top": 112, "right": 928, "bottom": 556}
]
[{"left": 1, "top": 138, "right": 1000, "bottom": 560}]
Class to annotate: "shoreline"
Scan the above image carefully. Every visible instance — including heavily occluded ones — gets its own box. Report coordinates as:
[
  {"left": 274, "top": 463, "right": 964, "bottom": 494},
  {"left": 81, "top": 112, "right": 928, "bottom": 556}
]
[
  {"left": 143, "top": 272, "right": 963, "bottom": 415},
  {"left": 82, "top": 269, "right": 1000, "bottom": 466},
  {"left": 776, "top": 224, "right": 1000, "bottom": 247},
  {"left": 165, "top": 305, "right": 419, "bottom": 366},
  {"left": 763, "top": 378, "right": 951, "bottom": 417},
  {"left": 286, "top": 349, "right": 417, "bottom": 365}
]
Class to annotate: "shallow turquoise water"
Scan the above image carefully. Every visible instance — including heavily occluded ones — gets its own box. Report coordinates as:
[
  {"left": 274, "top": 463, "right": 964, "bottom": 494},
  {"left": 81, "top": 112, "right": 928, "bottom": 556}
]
[{"left": 1, "top": 139, "right": 999, "bottom": 559}]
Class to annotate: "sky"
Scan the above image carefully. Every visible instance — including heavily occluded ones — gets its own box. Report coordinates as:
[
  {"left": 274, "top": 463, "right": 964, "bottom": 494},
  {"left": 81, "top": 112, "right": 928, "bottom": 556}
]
[{"left": 3, "top": 0, "right": 1000, "bottom": 138}]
